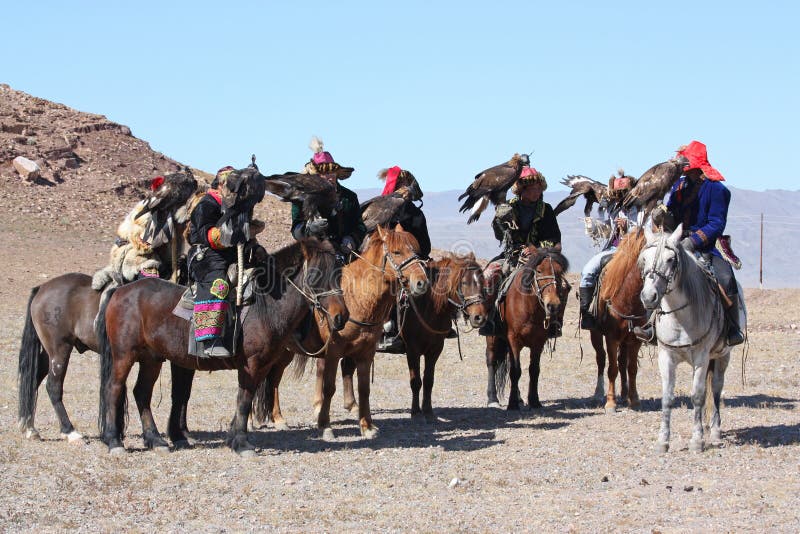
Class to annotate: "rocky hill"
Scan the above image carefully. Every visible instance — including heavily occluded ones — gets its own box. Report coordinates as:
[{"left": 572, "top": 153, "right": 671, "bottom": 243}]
[{"left": 0, "top": 84, "right": 293, "bottom": 251}]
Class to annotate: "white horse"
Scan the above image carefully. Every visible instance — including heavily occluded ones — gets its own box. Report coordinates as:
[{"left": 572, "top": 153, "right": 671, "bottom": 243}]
[{"left": 638, "top": 223, "right": 746, "bottom": 453}]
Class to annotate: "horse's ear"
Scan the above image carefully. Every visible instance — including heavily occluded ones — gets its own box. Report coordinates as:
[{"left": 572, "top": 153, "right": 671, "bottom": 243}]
[
  {"left": 376, "top": 225, "right": 386, "bottom": 242},
  {"left": 394, "top": 222, "right": 405, "bottom": 233},
  {"left": 669, "top": 223, "right": 683, "bottom": 246},
  {"left": 644, "top": 223, "right": 656, "bottom": 243}
]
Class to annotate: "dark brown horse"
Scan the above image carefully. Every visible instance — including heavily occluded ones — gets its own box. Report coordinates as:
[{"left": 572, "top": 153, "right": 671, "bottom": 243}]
[
  {"left": 17, "top": 273, "right": 197, "bottom": 443},
  {"left": 401, "top": 254, "right": 488, "bottom": 420},
  {"left": 590, "top": 230, "right": 647, "bottom": 411},
  {"left": 256, "top": 225, "right": 429, "bottom": 440},
  {"left": 96, "top": 238, "right": 348, "bottom": 456},
  {"left": 485, "top": 247, "right": 569, "bottom": 410}
]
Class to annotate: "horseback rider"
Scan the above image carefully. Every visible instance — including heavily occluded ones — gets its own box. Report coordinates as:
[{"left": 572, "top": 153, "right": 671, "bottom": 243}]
[
  {"left": 373, "top": 165, "right": 434, "bottom": 353},
  {"left": 578, "top": 172, "right": 639, "bottom": 330},
  {"left": 187, "top": 166, "right": 266, "bottom": 358},
  {"left": 635, "top": 140, "right": 744, "bottom": 346},
  {"left": 290, "top": 137, "right": 367, "bottom": 261},
  {"left": 479, "top": 166, "right": 564, "bottom": 337}
]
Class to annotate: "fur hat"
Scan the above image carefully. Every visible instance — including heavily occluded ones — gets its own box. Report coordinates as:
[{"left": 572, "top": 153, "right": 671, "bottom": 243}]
[
  {"left": 676, "top": 141, "right": 725, "bottom": 182},
  {"left": 515, "top": 166, "right": 547, "bottom": 192},
  {"left": 212, "top": 165, "right": 235, "bottom": 188}
]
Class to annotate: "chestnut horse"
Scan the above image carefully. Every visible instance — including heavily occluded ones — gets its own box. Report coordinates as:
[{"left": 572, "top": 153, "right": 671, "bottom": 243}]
[
  {"left": 485, "top": 247, "right": 569, "bottom": 410},
  {"left": 590, "top": 229, "right": 647, "bottom": 411},
  {"left": 401, "top": 254, "right": 488, "bottom": 420},
  {"left": 96, "top": 238, "right": 348, "bottom": 456},
  {"left": 255, "top": 225, "right": 429, "bottom": 440}
]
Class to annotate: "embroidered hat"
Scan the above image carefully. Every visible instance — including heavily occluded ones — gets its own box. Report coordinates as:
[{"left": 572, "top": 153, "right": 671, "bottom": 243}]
[
  {"left": 677, "top": 140, "right": 725, "bottom": 182},
  {"left": 305, "top": 136, "right": 354, "bottom": 179},
  {"left": 150, "top": 176, "right": 165, "bottom": 191}
]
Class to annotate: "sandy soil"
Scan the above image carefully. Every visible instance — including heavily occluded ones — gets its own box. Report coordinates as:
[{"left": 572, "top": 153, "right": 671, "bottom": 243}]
[{"left": 1, "top": 224, "right": 798, "bottom": 533}]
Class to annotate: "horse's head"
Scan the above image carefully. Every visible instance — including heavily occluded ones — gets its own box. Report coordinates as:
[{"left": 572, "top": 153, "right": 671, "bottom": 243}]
[
  {"left": 443, "top": 254, "right": 488, "bottom": 328},
  {"left": 364, "top": 224, "right": 429, "bottom": 296},
  {"left": 300, "top": 238, "right": 349, "bottom": 331},
  {"left": 522, "top": 247, "right": 569, "bottom": 319},
  {"left": 638, "top": 223, "right": 683, "bottom": 310}
]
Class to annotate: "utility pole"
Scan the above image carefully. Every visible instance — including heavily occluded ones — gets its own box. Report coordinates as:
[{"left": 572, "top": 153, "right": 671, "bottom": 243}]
[{"left": 759, "top": 212, "right": 764, "bottom": 290}]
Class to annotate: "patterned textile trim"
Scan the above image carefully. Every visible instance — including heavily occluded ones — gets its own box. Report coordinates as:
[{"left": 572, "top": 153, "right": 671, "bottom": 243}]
[
  {"left": 694, "top": 229, "right": 709, "bottom": 245},
  {"left": 139, "top": 267, "right": 159, "bottom": 278},
  {"left": 210, "top": 278, "right": 230, "bottom": 299},
  {"left": 194, "top": 299, "right": 228, "bottom": 340},
  {"left": 715, "top": 236, "right": 743, "bottom": 270},
  {"left": 207, "top": 227, "right": 225, "bottom": 250}
]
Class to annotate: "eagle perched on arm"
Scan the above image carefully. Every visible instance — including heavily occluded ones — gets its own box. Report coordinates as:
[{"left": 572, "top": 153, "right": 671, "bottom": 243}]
[
  {"left": 360, "top": 167, "right": 422, "bottom": 231},
  {"left": 621, "top": 155, "right": 689, "bottom": 220},
  {"left": 458, "top": 153, "right": 530, "bottom": 224},
  {"left": 262, "top": 172, "right": 337, "bottom": 219},
  {"left": 553, "top": 175, "right": 609, "bottom": 217}
]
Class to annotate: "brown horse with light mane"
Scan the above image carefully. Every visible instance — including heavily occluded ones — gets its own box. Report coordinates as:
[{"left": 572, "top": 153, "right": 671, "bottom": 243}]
[
  {"left": 400, "top": 253, "right": 488, "bottom": 420},
  {"left": 485, "top": 247, "right": 569, "bottom": 410},
  {"left": 256, "top": 224, "right": 429, "bottom": 440},
  {"left": 590, "top": 229, "right": 647, "bottom": 411}
]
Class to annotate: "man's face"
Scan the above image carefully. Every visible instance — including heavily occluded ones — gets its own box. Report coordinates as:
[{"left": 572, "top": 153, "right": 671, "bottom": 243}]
[
  {"left": 685, "top": 168, "right": 704, "bottom": 182},
  {"left": 520, "top": 182, "right": 543, "bottom": 202}
]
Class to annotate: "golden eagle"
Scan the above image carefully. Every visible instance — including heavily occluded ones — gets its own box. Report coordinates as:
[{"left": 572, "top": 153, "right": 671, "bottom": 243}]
[
  {"left": 553, "top": 175, "right": 608, "bottom": 217},
  {"left": 622, "top": 156, "right": 688, "bottom": 220},
  {"left": 458, "top": 153, "right": 529, "bottom": 224},
  {"left": 263, "top": 172, "right": 337, "bottom": 219},
  {"left": 139, "top": 168, "right": 198, "bottom": 247}
]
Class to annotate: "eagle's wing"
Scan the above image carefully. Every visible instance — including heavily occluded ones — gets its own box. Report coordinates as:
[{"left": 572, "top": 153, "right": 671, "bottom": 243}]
[
  {"left": 139, "top": 169, "right": 198, "bottom": 246},
  {"left": 360, "top": 194, "right": 406, "bottom": 232},
  {"left": 458, "top": 162, "right": 521, "bottom": 224},
  {"left": 263, "top": 172, "right": 337, "bottom": 218},
  {"left": 622, "top": 158, "right": 686, "bottom": 218},
  {"left": 553, "top": 175, "right": 608, "bottom": 216}
]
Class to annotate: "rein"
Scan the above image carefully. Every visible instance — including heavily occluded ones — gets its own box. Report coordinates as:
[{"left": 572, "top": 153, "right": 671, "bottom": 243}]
[{"left": 284, "top": 261, "right": 343, "bottom": 357}]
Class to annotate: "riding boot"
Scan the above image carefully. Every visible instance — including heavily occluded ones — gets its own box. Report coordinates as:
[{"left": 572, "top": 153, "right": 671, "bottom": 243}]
[
  {"left": 202, "top": 338, "right": 231, "bottom": 358},
  {"left": 633, "top": 324, "right": 655, "bottom": 345},
  {"left": 377, "top": 319, "right": 405, "bottom": 353},
  {"left": 579, "top": 286, "right": 597, "bottom": 330},
  {"left": 725, "top": 295, "right": 745, "bottom": 346}
]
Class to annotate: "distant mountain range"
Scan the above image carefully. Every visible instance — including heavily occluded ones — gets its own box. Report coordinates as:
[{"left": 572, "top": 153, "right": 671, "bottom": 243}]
[{"left": 356, "top": 187, "right": 800, "bottom": 288}]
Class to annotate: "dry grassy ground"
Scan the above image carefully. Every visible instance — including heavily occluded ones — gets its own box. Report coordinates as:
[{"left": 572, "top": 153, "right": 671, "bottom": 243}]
[{"left": 1, "top": 226, "right": 798, "bottom": 533}]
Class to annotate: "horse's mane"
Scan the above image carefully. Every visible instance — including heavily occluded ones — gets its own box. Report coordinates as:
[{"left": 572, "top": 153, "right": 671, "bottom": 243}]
[
  {"left": 251, "top": 238, "right": 338, "bottom": 328},
  {"left": 429, "top": 253, "right": 480, "bottom": 312},
  {"left": 521, "top": 248, "right": 569, "bottom": 278},
  {"left": 674, "top": 241, "right": 718, "bottom": 310},
  {"left": 599, "top": 229, "right": 646, "bottom": 301}
]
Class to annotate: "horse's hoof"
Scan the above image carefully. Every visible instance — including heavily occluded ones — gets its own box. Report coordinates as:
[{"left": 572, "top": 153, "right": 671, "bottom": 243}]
[
  {"left": 689, "top": 439, "right": 704, "bottom": 453},
  {"left": 424, "top": 413, "right": 437, "bottom": 424},
  {"left": 710, "top": 430, "right": 723, "bottom": 445},
  {"left": 173, "top": 439, "right": 193, "bottom": 450},
  {"left": 62, "top": 431, "right": 84, "bottom": 443},
  {"left": 273, "top": 421, "right": 289, "bottom": 431},
  {"left": 361, "top": 426, "right": 379, "bottom": 439},
  {"left": 238, "top": 449, "right": 257, "bottom": 458},
  {"left": 604, "top": 405, "right": 618, "bottom": 414},
  {"left": 487, "top": 401, "right": 502, "bottom": 409},
  {"left": 322, "top": 427, "right": 335, "bottom": 441},
  {"left": 109, "top": 446, "right": 126, "bottom": 456},
  {"left": 655, "top": 441, "right": 669, "bottom": 454},
  {"left": 24, "top": 428, "right": 41, "bottom": 441},
  {"left": 153, "top": 445, "right": 171, "bottom": 455},
  {"left": 629, "top": 401, "right": 642, "bottom": 411}
]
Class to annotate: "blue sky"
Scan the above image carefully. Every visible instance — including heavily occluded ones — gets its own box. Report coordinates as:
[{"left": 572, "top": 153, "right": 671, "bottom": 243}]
[{"left": 5, "top": 1, "right": 798, "bottom": 192}]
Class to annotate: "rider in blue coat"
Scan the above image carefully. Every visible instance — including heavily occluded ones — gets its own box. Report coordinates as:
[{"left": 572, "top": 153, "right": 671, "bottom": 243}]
[{"left": 663, "top": 141, "right": 744, "bottom": 346}]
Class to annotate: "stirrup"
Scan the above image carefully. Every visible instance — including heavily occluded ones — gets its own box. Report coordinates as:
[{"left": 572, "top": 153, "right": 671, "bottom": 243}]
[
  {"left": 202, "top": 340, "right": 232, "bottom": 358},
  {"left": 633, "top": 325, "right": 655, "bottom": 344}
]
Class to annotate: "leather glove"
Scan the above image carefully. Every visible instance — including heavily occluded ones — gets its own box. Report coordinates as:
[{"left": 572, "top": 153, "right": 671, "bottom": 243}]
[
  {"left": 495, "top": 203, "right": 513, "bottom": 223},
  {"left": 305, "top": 219, "right": 329, "bottom": 239},
  {"left": 341, "top": 235, "right": 357, "bottom": 254},
  {"left": 217, "top": 220, "right": 235, "bottom": 248},
  {"left": 681, "top": 236, "right": 695, "bottom": 252}
]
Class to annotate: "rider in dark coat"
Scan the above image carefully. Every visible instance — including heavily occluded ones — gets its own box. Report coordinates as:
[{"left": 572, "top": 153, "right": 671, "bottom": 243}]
[
  {"left": 290, "top": 139, "right": 366, "bottom": 260},
  {"left": 188, "top": 166, "right": 265, "bottom": 357}
]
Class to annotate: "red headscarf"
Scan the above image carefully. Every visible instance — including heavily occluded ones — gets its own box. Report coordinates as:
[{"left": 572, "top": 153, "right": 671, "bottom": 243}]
[
  {"left": 382, "top": 166, "right": 402, "bottom": 196},
  {"left": 677, "top": 141, "right": 725, "bottom": 182}
]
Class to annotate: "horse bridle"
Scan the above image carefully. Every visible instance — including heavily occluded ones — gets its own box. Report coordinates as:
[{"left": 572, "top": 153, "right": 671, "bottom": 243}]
[
  {"left": 284, "top": 260, "right": 344, "bottom": 354},
  {"left": 448, "top": 265, "right": 486, "bottom": 321},
  {"left": 641, "top": 239, "right": 681, "bottom": 303},
  {"left": 529, "top": 256, "right": 560, "bottom": 311}
]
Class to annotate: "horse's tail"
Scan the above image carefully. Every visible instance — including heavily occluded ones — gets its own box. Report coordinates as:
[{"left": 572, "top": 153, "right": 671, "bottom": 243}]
[
  {"left": 493, "top": 339, "right": 509, "bottom": 399},
  {"left": 96, "top": 286, "right": 126, "bottom": 438},
  {"left": 290, "top": 353, "right": 311, "bottom": 380},
  {"left": 17, "top": 286, "right": 44, "bottom": 432},
  {"left": 251, "top": 377, "right": 271, "bottom": 426},
  {"left": 703, "top": 359, "right": 715, "bottom": 429}
]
